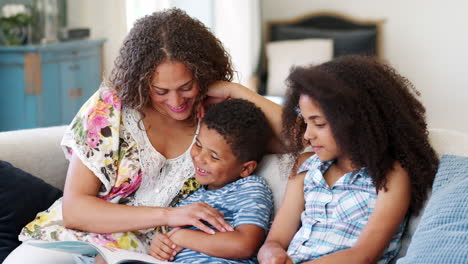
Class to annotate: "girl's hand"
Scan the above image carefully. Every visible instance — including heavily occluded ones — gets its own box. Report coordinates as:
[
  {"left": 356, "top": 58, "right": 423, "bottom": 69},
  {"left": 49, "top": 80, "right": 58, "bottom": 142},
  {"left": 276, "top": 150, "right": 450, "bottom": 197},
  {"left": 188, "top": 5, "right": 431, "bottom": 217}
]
[
  {"left": 258, "top": 242, "right": 293, "bottom": 264},
  {"left": 149, "top": 228, "right": 182, "bottom": 261},
  {"left": 167, "top": 202, "right": 234, "bottom": 234}
]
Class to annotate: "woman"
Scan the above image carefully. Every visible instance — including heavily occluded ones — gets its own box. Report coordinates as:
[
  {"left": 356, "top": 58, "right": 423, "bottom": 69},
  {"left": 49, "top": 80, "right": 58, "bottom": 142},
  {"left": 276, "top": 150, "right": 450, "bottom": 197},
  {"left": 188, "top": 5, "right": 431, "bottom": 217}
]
[{"left": 5, "top": 8, "right": 283, "bottom": 264}]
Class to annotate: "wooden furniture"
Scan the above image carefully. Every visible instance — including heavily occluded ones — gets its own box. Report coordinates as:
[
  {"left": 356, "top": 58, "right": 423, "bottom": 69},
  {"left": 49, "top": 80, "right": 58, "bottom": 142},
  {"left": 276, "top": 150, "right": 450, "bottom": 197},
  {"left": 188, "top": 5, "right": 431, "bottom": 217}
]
[
  {"left": 256, "top": 11, "right": 384, "bottom": 95},
  {"left": 0, "top": 39, "right": 105, "bottom": 131}
]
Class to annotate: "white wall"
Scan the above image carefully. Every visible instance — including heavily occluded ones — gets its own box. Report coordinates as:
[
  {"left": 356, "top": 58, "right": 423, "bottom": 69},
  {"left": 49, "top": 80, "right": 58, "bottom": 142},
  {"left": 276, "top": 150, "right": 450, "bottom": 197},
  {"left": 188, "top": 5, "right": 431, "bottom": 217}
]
[
  {"left": 67, "top": 0, "right": 127, "bottom": 79},
  {"left": 261, "top": 0, "right": 468, "bottom": 134},
  {"left": 125, "top": 0, "right": 261, "bottom": 87},
  {"left": 214, "top": 0, "right": 261, "bottom": 87}
]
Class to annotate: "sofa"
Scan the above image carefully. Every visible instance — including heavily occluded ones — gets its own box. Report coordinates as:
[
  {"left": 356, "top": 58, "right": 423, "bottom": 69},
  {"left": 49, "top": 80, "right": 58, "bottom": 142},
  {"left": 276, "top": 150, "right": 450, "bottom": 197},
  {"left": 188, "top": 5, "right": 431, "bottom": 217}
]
[{"left": 0, "top": 125, "right": 467, "bottom": 263}]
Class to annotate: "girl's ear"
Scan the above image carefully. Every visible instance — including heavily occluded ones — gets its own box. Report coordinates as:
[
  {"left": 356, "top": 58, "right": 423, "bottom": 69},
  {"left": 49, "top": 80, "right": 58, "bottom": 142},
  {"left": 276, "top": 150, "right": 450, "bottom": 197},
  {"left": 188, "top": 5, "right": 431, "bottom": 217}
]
[{"left": 240, "top": 161, "right": 258, "bottom": 178}]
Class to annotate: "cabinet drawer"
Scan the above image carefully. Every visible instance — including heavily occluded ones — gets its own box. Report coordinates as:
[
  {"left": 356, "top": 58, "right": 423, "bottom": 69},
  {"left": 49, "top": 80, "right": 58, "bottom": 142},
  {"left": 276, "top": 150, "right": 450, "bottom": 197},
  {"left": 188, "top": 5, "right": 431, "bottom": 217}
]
[
  {"left": 41, "top": 47, "right": 100, "bottom": 62},
  {"left": 0, "top": 52, "right": 25, "bottom": 65}
]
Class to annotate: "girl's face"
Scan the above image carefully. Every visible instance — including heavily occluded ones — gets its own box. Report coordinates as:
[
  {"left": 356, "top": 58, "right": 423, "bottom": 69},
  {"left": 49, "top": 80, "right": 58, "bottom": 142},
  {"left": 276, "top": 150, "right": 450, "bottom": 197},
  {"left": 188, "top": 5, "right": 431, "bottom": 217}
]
[
  {"left": 190, "top": 124, "right": 245, "bottom": 190},
  {"left": 149, "top": 60, "right": 200, "bottom": 121},
  {"left": 299, "top": 95, "right": 341, "bottom": 162}
]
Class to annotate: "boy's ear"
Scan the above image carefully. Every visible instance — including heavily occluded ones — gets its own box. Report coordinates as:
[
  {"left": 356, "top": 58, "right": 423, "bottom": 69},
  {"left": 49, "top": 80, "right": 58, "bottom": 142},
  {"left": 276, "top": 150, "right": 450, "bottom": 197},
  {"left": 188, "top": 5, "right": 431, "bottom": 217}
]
[{"left": 240, "top": 161, "right": 258, "bottom": 178}]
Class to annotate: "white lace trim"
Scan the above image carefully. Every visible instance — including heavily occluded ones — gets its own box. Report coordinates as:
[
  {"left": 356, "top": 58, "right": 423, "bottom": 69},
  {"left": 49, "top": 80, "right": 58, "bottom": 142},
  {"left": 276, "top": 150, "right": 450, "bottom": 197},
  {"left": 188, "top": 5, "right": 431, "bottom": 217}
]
[{"left": 123, "top": 107, "right": 199, "bottom": 207}]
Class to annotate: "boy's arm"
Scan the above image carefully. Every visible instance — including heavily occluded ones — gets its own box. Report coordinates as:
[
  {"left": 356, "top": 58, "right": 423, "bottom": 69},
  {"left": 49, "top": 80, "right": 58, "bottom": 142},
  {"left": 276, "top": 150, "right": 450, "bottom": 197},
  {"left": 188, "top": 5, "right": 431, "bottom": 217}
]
[
  {"left": 171, "top": 224, "right": 265, "bottom": 259},
  {"left": 302, "top": 162, "right": 411, "bottom": 264}
]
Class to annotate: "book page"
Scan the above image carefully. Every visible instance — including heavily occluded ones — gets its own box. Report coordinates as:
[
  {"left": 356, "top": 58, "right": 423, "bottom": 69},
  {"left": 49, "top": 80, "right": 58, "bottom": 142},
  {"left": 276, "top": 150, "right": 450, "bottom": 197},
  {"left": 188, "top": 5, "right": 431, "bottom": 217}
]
[
  {"left": 93, "top": 244, "right": 169, "bottom": 264},
  {"left": 28, "top": 240, "right": 174, "bottom": 264}
]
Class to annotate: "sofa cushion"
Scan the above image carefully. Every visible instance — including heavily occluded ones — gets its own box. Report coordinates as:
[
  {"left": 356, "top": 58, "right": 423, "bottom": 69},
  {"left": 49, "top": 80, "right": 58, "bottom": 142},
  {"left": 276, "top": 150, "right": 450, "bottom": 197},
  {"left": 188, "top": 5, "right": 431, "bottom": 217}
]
[
  {"left": 0, "top": 161, "right": 63, "bottom": 262},
  {"left": 396, "top": 155, "right": 468, "bottom": 264},
  {"left": 0, "top": 125, "right": 69, "bottom": 190},
  {"left": 256, "top": 153, "right": 294, "bottom": 214}
]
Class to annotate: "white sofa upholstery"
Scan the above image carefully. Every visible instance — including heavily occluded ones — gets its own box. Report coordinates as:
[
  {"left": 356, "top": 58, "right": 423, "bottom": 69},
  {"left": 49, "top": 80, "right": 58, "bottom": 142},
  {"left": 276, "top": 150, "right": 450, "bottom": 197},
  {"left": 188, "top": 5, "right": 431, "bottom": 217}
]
[
  {"left": 1, "top": 126, "right": 467, "bottom": 262},
  {"left": 0, "top": 126, "right": 69, "bottom": 190}
]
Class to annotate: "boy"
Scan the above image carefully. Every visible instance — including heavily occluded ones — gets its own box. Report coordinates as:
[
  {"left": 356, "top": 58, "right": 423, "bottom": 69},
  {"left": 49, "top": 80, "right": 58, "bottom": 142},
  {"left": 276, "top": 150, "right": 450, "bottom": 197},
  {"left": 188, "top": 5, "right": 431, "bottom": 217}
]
[{"left": 150, "top": 99, "right": 274, "bottom": 263}]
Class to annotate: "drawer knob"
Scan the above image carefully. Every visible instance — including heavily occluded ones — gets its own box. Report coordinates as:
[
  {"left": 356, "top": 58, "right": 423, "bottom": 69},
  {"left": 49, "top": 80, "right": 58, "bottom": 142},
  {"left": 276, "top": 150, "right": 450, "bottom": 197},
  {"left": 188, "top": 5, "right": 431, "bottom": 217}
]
[
  {"left": 69, "top": 88, "right": 83, "bottom": 99},
  {"left": 69, "top": 64, "right": 80, "bottom": 70}
]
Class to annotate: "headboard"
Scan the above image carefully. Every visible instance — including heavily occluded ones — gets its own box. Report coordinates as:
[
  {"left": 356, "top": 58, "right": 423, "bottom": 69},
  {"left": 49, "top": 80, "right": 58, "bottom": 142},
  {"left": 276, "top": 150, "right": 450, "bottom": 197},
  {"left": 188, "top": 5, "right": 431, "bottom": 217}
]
[{"left": 256, "top": 11, "right": 384, "bottom": 95}]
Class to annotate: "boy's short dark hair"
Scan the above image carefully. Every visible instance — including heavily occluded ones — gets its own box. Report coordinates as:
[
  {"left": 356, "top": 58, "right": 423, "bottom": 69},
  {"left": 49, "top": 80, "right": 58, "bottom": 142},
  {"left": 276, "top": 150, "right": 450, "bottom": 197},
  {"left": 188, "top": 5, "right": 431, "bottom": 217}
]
[{"left": 202, "top": 99, "right": 271, "bottom": 163}]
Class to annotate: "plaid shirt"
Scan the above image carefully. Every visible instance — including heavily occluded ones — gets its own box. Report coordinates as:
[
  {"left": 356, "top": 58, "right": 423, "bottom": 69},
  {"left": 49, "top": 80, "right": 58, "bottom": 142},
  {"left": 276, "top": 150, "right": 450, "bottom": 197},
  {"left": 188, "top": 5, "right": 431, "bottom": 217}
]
[{"left": 287, "top": 155, "right": 405, "bottom": 263}]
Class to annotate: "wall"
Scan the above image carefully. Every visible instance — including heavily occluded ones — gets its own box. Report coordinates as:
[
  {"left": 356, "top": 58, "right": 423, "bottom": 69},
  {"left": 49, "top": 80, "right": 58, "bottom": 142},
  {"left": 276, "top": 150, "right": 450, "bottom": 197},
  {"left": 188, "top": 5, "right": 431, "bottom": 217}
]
[
  {"left": 67, "top": 0, "right": 127, "bottom": 80},
  {"left": 124, "top": 0, "right": 261, "bottom": 87},
  {"left": 214, "top": 0, "right": 261, "bottom": 87},
  {"left": 261, "top": 0, "right": 468, "bottom": 134}
]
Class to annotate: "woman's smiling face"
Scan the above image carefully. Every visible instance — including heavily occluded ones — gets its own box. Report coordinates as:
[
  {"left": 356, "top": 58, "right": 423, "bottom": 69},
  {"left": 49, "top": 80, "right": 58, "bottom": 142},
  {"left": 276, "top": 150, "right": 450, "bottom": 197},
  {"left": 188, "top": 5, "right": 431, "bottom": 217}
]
[{"left": 149, "top": 60, "right": 200, "bottom": 121}]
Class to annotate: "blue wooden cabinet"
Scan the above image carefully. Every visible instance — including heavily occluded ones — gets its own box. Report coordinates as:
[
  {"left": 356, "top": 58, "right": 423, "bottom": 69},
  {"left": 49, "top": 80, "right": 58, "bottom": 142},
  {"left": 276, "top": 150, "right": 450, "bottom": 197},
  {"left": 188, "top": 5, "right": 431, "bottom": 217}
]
[{"left": 0, "top": 39, "right": 105, "bottom": 131}]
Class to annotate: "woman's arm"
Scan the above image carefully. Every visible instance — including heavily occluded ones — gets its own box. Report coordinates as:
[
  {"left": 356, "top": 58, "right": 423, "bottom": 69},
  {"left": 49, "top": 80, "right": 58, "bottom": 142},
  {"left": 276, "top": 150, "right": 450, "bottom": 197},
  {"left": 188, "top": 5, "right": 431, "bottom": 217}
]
[
  {"left": 62, "top": 155, "right": 232, "bottom": 234},
  {"left": 302, "top": 162, "right": 411, "bottom": 264},
  {"left": 258, "top": 152, "right": 313, "bottom": 264},
  {"left": 206, "top": 81, "right": 285, "bottom": 153}
]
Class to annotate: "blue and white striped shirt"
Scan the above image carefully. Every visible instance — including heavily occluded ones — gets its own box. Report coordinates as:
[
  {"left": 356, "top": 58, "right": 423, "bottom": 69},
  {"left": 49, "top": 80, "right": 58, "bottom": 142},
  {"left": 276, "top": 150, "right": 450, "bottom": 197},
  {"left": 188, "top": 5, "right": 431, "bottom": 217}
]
[
  {"left": 287, "top": 155, "right": 405, "bottom": 263},
  {"left": 174, "top": 175, "right": 273, "bottom": 264}
]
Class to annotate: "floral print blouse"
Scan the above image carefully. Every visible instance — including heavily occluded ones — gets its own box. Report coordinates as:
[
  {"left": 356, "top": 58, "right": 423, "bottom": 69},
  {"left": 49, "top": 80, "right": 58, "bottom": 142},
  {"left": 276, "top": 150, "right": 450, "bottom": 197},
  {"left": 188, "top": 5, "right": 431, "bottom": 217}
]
[{"left": 19, "top": 86, "right": 201, "bottom": 253}]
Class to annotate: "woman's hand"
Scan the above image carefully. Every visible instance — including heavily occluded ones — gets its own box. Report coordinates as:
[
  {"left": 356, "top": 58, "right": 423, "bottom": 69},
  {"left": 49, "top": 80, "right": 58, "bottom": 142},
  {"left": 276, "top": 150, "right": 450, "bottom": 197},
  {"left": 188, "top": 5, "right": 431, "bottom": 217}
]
[
  {"left": 258, "top": 242, "right": 294, "bottom": 264},
  {"left": 205, "top": 81, "right": 239, "bottom": 104},
  {"left": 198, "top": 81, "right": 239, "bottom": 119},
  {"left": 149, "top": 228, "right": 183, "bottom": 261},
  {"left": 204, "top": 81, "right": 285, "bottom": 153},
  {"left": 167, "top": 202, "right": 234, "bottom": 234}
]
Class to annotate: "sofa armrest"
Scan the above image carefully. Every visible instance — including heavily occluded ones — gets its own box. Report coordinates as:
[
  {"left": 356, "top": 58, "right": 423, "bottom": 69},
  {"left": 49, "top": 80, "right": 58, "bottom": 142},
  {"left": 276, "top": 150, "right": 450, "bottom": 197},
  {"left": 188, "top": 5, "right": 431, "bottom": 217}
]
[{"left": 0, "top": 126, "right": 68, "bottom": 190}]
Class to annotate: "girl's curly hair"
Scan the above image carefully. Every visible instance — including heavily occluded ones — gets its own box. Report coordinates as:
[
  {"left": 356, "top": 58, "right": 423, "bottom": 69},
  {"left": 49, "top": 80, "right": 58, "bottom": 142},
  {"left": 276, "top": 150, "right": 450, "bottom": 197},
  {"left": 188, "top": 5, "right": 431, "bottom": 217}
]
[
  {"left": 282, "top": 55, "right": 439, "bottom": 215},
  {"left": 109, "top": 8, "right": 233, "bottom": 119}
]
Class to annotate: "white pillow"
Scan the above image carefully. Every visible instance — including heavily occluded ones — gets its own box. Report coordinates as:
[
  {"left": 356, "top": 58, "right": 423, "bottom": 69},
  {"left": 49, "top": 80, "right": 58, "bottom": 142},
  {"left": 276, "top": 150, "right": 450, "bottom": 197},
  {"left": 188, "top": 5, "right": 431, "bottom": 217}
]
[{"left": 266, "top": 38, "right": 333, "bottom": 96}]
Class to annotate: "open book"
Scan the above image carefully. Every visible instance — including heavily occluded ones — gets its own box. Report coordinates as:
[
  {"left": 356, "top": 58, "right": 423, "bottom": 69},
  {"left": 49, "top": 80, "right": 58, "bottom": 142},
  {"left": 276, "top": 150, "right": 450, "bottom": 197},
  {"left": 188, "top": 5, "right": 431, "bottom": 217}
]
[{"left": 28, "top": 240, "right": 177, "bottom": 264}]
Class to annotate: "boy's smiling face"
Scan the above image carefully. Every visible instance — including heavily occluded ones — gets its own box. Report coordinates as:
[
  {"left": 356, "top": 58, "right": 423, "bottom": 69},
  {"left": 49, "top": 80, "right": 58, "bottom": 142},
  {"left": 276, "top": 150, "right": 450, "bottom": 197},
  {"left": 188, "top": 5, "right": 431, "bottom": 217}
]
[{"left": 190, "top": 124, "right": 249, "bottom": 190}]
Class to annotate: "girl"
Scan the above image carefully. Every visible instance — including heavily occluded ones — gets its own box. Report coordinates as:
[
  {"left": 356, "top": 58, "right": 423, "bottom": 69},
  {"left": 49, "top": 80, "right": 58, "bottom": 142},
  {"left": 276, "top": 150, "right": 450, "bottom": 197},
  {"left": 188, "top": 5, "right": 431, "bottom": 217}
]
[{"left": 258, "top": 55, "right": 439, "bottom": 264}]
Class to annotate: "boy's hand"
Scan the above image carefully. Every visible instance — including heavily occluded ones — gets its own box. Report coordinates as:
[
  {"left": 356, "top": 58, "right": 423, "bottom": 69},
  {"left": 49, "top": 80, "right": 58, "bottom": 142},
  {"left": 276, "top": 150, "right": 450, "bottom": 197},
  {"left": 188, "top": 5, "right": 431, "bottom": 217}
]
[
  {"left": 93, "top": 254, "right": 107, "bottom": 264},
  {"left": 149, "top": 228, "right": 183, "bottom": 261}
]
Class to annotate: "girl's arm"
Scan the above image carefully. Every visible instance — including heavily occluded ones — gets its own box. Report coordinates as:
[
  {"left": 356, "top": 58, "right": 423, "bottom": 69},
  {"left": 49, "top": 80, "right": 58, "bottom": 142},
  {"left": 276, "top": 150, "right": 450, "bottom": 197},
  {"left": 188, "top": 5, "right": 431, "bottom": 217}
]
[
  {"left": 62, "top": 155, "right": 232, "bottom": 234},
  {"left": 206, "top": 81, "right": 285, "bottom": 153},
  {"left": 302, "top": 162, "right": 411, "bottom": 264},
  {"left": 258, "top": 152, "right": 313, "bottom": 264}
]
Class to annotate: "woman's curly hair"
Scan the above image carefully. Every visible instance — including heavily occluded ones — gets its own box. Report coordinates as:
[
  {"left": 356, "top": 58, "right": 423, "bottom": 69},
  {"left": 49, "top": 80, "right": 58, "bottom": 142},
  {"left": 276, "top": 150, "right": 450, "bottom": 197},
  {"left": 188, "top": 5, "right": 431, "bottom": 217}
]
[
  {"left": 109, "top": 8, "right": 233, "bottom": 119},
  {"left": 282, "top": 55, "right": 439, "bottom": 215}
]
